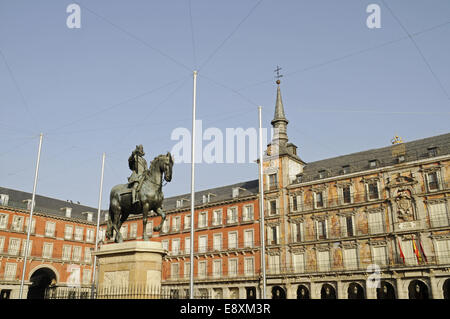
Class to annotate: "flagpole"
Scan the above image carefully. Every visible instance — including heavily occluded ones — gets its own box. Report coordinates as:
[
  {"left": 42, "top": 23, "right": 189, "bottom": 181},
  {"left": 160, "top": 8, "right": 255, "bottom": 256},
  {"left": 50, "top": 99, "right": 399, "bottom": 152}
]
[
  {"left": 190, "top": 70, "right": 198, "bottom": 299},
  {"left": 258, "top": 106, "right": 267, "bottom": 299},
  {"left": 91, "top": 152, "right": 105, "bottom": 299},
  {"left": 19, "top": 133, "right": 43, "bottom": 299}
]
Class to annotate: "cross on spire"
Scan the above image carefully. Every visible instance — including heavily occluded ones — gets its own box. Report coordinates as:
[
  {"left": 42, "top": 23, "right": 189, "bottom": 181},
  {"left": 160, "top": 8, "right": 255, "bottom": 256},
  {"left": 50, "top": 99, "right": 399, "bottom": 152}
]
[{"left": 274, "top": 65, "right": 283, "bottom": 84}]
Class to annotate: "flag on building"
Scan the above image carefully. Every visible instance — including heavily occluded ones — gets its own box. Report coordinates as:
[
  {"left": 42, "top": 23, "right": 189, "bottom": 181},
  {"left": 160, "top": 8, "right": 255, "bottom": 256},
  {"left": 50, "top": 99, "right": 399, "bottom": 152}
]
[
  {"left": 418, "top": 237, "right": 428, "bottom": 263},
  {"left": 397, "top": 238, "right": 405, "bottom": 264},
  {"left": 412, "top": 236, "right": 422, "bottom": 263}
]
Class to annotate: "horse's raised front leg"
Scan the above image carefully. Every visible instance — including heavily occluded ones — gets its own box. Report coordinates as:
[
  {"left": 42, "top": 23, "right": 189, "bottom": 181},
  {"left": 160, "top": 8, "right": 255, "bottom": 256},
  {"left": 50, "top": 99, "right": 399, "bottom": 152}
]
[
  {"left": 142, "top": 203, "right": 150, "bottom": 241},
  {"left": 153, "top": 207, "right": 166, "bottom": 232}
]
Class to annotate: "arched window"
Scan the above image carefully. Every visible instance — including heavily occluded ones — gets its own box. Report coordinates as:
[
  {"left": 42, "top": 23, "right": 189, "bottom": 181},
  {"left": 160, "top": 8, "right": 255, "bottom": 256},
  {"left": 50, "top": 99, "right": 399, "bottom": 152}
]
[
  {"left": 297, "top": 285, "right": 310, "bottom": 299},
  {"left": 408, "top": 280, "right": 429, "bottom": 299},
  {"left": 320, "top": 284, "right": 336, "bottom": 299}
]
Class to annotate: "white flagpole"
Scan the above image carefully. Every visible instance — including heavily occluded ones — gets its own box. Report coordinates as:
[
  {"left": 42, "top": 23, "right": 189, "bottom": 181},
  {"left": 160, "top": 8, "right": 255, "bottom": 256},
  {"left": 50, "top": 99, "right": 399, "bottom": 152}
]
[
  {"left": 190, "top": 70, "right": 198, "bottom": 299},
  {"left": 19, "top": 132, "right": 43, "bottom": 299},
  {"left": 91, "top": 152, "right": 105, "bottom": 299},
  {"left": 258, "top": 107, "right": 267, "bottom": 299}
]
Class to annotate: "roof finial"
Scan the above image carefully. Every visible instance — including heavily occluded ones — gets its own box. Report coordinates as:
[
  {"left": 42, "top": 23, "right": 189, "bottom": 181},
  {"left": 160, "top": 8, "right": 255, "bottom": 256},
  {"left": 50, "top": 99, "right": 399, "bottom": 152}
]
[{"left": 274, "top": 65, "right": 283, "bottom": 85}]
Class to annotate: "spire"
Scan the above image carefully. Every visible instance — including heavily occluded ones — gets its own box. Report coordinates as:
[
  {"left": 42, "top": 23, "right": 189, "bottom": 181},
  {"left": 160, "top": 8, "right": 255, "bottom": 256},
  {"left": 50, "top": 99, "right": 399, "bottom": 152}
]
[
  {"left": 271, "top": 67, "right": 289, "bottom": 147},
  {"left": 271, "top": 80, "right": 288, "bottom": 126}
]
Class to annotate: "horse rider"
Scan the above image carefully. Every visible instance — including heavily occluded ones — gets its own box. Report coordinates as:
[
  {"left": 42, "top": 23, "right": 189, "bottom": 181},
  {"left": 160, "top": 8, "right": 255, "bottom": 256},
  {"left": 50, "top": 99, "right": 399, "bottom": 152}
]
[{"left": 128, "top": 144, "right": 148, "bottom": 206}]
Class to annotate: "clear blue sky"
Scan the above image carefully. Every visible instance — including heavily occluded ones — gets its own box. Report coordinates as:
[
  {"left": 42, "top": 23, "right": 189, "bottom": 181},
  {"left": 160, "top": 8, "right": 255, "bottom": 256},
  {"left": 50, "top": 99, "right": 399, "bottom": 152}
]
[{"left": 1, "top": 0, "right": 449, "bottom": 208}]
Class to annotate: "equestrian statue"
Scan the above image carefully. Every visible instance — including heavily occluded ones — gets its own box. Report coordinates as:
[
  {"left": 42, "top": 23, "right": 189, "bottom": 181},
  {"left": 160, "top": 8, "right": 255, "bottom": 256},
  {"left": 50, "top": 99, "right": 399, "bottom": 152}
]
[{"left": 106, "top": 145, "right": 174, "bottom": 243}]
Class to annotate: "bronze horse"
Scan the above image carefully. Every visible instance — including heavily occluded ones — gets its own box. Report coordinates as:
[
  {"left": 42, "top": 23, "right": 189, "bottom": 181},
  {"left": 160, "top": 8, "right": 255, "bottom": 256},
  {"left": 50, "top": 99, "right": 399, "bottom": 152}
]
[{"left": 106, "top": 152, "right": 173, "bottom": 243}]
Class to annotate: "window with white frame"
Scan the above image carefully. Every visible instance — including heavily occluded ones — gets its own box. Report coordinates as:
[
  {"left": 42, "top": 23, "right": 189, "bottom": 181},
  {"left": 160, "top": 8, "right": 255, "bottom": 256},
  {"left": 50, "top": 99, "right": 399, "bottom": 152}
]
[
  {"left": 368, "top": 211, "right": 384, "bottom": 234},
  {"left": 228, "top": 232, "right": 238, "bottom": 249},
  {"left": 84, "top": 247, "right": 92, "bottom": 263},
  {"left": 73, "top": 246, "right": 82, "bottom": 261},
  {"left": 243, "top": 204, "right": 254, "bottom": 221},
  {"left": 340, "top": 185, "right": 353, "bottom": 205},
  {"left": 161, "top": 240, "right": 169, "bottom": 251},
  {"left": 172, "top": 216, "right": 181, "bottom": 231},
  {"left": 213, "top": 233, "right": 222, "bottom": 251},
  {"left": 82, "top": 269, "right": 92, "bottom": 285},
  {"left": 267, "top": 225, "right": 279, "bottom": 245},
  {"left": 292, "top": 253, "right": 305, "bottom": 273},
  {"left": 198, "top": 235, "right": 208, "bottom": 253},
  {"left": 21, "top": 240, "right": 32, "bottom": 257},
  {"left": 42, "top": 242, "right": 53, "bottom": 258},
  {"left": 198, "top": 260, "right": 207, "bottom": 278},
  {"left": 244, "top": 257, "right": 254, "bottom": 276},
  {"left": 366, "top": 181, "right": 380, "bottom": 200},
  {"left": 426, "top": 171, "right": 440, "bottom": 191},
  {"left": 64, "top": 225, "right": 73, "bottom": 240},
  {"left": 343, "top": 248, "right": 358, "bottom": 270},
  {"left": 341, "top": 215, "right": 355, "bottom": 237},
  {"left": 184, "top": 215, "right": 191, "bottom": 229},
  {"left": 372, "top": 246, "right": 387, "bottom": 267},
  {"left": 316, "top": 219, "right": 328, "bottom": 240},
  {"left": 198, "top": 211, "right": 208, "bottom": 228},
  {"left": 171, "top": 263, "right": 180, "bottom": 279},
  {"left": 184, "top": 262, "right": 191, "bottom": 279},
  {"left": 145, "top": 221, "right": 153, "bottom": 237},
  {"left": 227, "top": 207, "right": 238, "bottom": 224},
  {"left": 11, "top": 215, "right": 24, "bottom": 232},
  {"left": 86, "top": 228, "right": 95, "bottom": 243},
  {"left": 184, "top": 237, "right": 190, "bottom": 254},
  {"left": 268, "top": 173, "right": 278, "bottom": 190},
  {"left": 0, "top": 194, "right": 9, "bottom": 206},
  {"left": 400, "top": 240, "right": 417, "bottom": 266},
  {"left": 161, "top": 219, "right": 170, "bottom": 233},
  {"left": 74, "top": 227, "right": 84, "bottom": 241},
  {"left": 292, "top": 222, "right": 303, "bottom": 242},
  {"left": 4, "top": 263, "right": 17, "bottom": 280},
  {"left": 290, "top": 194, "right": 302, "bottom": 212},
  {"left": 172, "top": 238, "right": 180, "bottom": 255},
  {"left": 8, "top": 238, "right": 20, "bottom": 255},
  {"left": 268, "top": 200, "right": 278, "bottom": 215},
  {"left": 314, "top": 191, "right": 325, "bottom": 209},
  {"left": 244, "top": 229, "right": 254, "bottom": 248},
  {"left": 269, "top": 255, "right": 280, "bottom": 274},
  {"left": 213, "top": 259, "right": 222, "bottom": 278},
  {"left": 45, "top": 221, "right": 56, "bottom": 237},
  {"left": 119, "top": 225, "right": 127, "bottom": 240},
  {"left": 0, "top": 236, "right": 5, "bottom": 253},
  {"left": 0, "top": 213, "right": 8, "bottom": 229},
  {"left": 130, "top": 223, "right": 138, "bottom": 238},
  {"left": 317, "top": 250, "right": 330, "bottom": 272},
  {"left": 232, "top": 187, "right": 240, "bottom": 198},
  {"left": 428, "top": 202, "right": 449, "bottom": 227},
  {"left": 62, "top": 245, "right": 72, "bottom": 261},
  {"left": 435, "top": 239, "right": 450, "bottom": 264},
  {"left": 228, "top": 259, "right": 238, "bottom": 277},
  {"left": 212, "top": 209, "right": 222, "bottom": 226}
]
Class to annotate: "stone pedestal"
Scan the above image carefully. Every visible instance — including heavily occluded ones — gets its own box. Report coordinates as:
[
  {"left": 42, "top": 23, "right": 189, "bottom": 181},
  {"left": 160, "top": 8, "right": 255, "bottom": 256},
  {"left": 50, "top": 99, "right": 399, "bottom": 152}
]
[{"left": 94, "top": 241, "right": 165, "bottom": 298}]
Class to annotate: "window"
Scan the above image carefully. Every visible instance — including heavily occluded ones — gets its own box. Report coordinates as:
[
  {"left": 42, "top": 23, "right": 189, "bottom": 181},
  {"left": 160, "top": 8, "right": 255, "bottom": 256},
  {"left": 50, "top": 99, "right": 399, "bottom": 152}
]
[
  {"left": 198, "top": 235, "right": 208, "bottom": 253},
  {"left": 184, "top": 237, "right": 191, "bottom": 254},
  {"left": 74, "top": 227, "right": 84, "bottom": 241},
  {"left": 228, "top": 259, "right": 238, "bottom": 277},
  {"left": 162, "top": 240, "right": 169, "bottom": 251},
  {"left": 269, "top": 200, "right": 277, "bottom": 215},
  {"left": 232, "top": 187, "right": 240, "bottom": 198},
  {"left": 269, "top": 255, "right": 280, "bottom": 274},
  {"left": 343, "top": 248, "right": 358, "bottom": 270},
  {"left": 24, "top": 217, "right": 36, "bottom": 234},
  {"left": 0, "top": 236, "right": 5, "bottom": 253},
  {"left": 342, "top": 186, "right": 352, "bottom": 204},
  {"left": 172, "top": 216, "right": 181, "bottom": 232},
  {"left": 161, "top": 219, "right": 169, "bottom": 233},
  {"left": 400, "top": 240, "right": 417, "bottom": 266},
  {"left": 427, "top": 171, "right": 440, "bottom": 191},
  {"left": 367, "top": 182, "right": 380, "bottom": 200},
  {"left": 4, "top": 263, "right": 17, "bottom": 280},
  {"left": 244, "top": 229, "right": 254, "bottom": 248},
  {"left": 42, "top": 243, "right": 53, "bottom": 258},
  {"left": 397, "top": 155, "right": 405, "bottom": 163},
  {"left": 244, "top": 257, "right": 254, "bottom": 276},
  {"left": 45, "top": 222, "right": 56, "bottom": 237},
  {"left": 213, "top": 233, "right": 222, "bottom": 251},
  {"left": 86, "top": 228, "right": 95, "bottom": 243},
  {"left": 145, "top": 221, "right": 153, "bottom": 237},
  {"left": 11, "top": 215, "right": 24, "bottom": 232},
  {"left": 0, "top": 213, "right": 8, "bottom": 229},
  {"left": 368, "top": 212, "right": 384, "bottom": 234},
  {"left": 62, "top": 245, "right": 72, "bottom": 261},
  {"left": 0, "top": 194, "right": 9, "bottom": 206},
  {"left": 372, "top": 246, "right": 387, "bottom": 267},
  {"left": 212, "top": 209, "right": 222, "bottom": 226},
  {"left": 184, "top": 215, "right": 191, "bottom": 229},
  {"left": 243, "top": 205, "right": 254, "bottom": 221},
  {"left": 318, "top": 170, "right": 326, "bottom": 179},
  {"left": 198, "top": 261, "right": 207, "bottom": 279},
  {"left": 213, "top": 260, "right": 222, "bottom": 278},
  {"left": 171, "top": 263, "right": 180, "bottom": 279},
  {"left": 342, "top": 165, "right": 350, "bottom": 174},
  {"left": 228, "top": 232, "right": 238, "bottom": 249},
  {"left": 316, "top": 220, "right": 327, "bottom": 240},
  {"left": 428, "top": 147, "right": 438, "bottom": 157},
  {"left": 292, "top": 222, "right": 303, "bottom": 242},
  {"left": 64, "top": 225, "right": 73, "bottom": 240},
  {"left": 318, "top": 251, "right": 330, "bottom": 272},
  {"left": 84, "top": 247, "right": 92, "bottom": 263},
  {"left": 198, "top": 211, "right": 208, "bottom": 228},
  {"left": 184, "top": 262, "right": 191, "bottom": 279},
  {"left": 21, "top": 240, "right": 32, "bottom": 257},
  {"left": 297, "top": 175, "right": 303, "bottom": 183},
  {"left": 315, "top": 192, "right": 324, "bottom": 208},
  {"left": 435, "top": 239, "right": 450, "bottom": 264},
  {"left": 268, "top": 225, "right": 279, "bottom": 245},
  {"left": 73, "top": 246, "right": 82, "bottom": 261},
  {"left": 428, "top": 202, "right": 449, "bottom": 227},
  {"left": 369, "top": 160, "right": 377, "bottom": 168},
  {"left": 227, "top": 207, "right": 238, "bottom": 224},
  {"left": 268, "top": 173, "right": 278, "bottom": 190},
  {"left": 172, "top": 238, "right": 180, "bottom": 255},
  {"left": 82, "top": 269, "right": 92, "bottom": 285},
  {"left": 293, "top": 253, "right": 305, "bottom": 273},
  {"left": 8, "top": 238, "right": 20, "bottom": 255},
  {"left": 130, "top": 223, "right": 138, "bottom": 238}
]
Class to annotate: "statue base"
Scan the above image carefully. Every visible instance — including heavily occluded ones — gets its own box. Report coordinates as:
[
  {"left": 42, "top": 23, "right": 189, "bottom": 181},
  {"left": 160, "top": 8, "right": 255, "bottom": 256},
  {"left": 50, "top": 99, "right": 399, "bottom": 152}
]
[{"left": 93, "top": 241, "right": 166, "bottom": 298}]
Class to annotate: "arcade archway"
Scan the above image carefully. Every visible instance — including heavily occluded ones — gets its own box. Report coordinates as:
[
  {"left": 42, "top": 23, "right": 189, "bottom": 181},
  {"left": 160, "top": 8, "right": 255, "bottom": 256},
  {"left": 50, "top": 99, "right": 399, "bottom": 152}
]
[
  {"left": 27, "top": 267, "right": 57, "bottom": 299},
  {"left": 408, "top": 280, "right": 429, "bottom": 300}
]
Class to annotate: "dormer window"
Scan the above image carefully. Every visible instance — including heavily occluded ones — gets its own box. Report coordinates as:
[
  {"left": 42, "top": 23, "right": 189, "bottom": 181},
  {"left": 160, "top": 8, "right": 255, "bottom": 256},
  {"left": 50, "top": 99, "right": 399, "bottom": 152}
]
[
  {"left": 61, "top": 207, "right": 72, "bottom": 218},
  {"left": 232, "top": 187, "right": 239, "bottom": 198},
  {"left": 342, "top": 165, "right": 350, "bottom": 174},
  {"left": 23, "top": 199, "right": 34, "bottom": 210},
  {"left": 428, "top": 147, "right": 438, "bottom": 157},
  {"left": 397, "top": 155, "right": 405, "bottom": 163},
  {"left": 0, "top": 194, "right": 9, "bottom": 206},
  {"left": 82, "top": 212, "right": 94, "bottom": 222},
  {"left": 318, "top": 170, "right": 326, "bottom": 179},
  {"left": 369, "top": 160, "right": 377, "bottom": 168},
  {"left": 296, "top": 174, "right": 303, "bottom": 183},
  {"left": 176, "top": 199, "right": 187, "bottom": 208}
]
